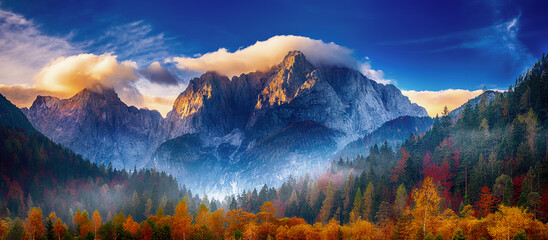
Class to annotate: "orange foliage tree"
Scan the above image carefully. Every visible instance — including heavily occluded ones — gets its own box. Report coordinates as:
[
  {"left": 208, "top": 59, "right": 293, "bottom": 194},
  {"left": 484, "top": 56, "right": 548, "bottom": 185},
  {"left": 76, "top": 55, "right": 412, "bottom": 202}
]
[
  {"left": 123, "top": 215, "right": 139, "bottom": 236},
  {"left": 208, "top": 209, "right": 225, "bottom": 239},
  {"left": 91, "top": 210, "right": 102, "bottom": 239},
  {"left": 195, "top": 204, "right": 210, "bottom": 227},
  {"left": 172, "top": 200, "right": 193, "bottom": 240},
  {"left": 53, "top": 218, "right": 67, "bottom": 240},
  {"left": 26, "top": 207, "right": 45, "bottom": 240}
]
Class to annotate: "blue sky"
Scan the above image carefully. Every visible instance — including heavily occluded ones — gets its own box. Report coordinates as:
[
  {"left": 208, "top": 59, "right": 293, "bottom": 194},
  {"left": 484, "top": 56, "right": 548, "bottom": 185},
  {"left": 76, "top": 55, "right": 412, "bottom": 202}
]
[{"left": 0, "top": 0, "right": 547, "bottom": 116}]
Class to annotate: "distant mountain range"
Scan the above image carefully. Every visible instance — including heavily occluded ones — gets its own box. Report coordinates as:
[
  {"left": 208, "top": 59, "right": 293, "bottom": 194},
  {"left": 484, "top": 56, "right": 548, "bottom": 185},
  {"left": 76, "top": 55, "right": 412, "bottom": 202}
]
[{"left": 22, "top": 51, "right": 428, "bottom": 195}]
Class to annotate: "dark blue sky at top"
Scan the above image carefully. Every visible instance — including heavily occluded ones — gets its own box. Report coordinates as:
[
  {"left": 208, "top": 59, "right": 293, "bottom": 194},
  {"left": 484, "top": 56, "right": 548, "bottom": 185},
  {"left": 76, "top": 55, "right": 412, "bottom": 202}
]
[{"left": 2, "top": 0, "right": 547, "bottom": 91}]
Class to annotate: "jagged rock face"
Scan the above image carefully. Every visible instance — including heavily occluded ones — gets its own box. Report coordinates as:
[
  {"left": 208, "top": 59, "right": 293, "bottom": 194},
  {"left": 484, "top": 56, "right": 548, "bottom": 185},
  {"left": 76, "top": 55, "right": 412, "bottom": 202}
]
[
  {"left": 24, "top": 85, "right": 165, "bottom": 168},
  {"left": 165, "top": 71, "right": 273, "bottom": 140},
  {"left": 165, "top": 72, "right": 235, "bottom": 139},
  {"left": 245, "top": 52, "right": 428, "bottom": 139},
  {"left": 156, "top": 51, "right": 428, "bottom": 195}
]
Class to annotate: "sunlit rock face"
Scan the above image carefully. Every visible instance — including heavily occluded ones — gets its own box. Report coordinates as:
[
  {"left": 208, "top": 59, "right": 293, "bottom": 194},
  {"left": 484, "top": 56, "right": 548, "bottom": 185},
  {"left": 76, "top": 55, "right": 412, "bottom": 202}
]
[{"left": 24, "top": 85, "right": 165, "bottom": 169}]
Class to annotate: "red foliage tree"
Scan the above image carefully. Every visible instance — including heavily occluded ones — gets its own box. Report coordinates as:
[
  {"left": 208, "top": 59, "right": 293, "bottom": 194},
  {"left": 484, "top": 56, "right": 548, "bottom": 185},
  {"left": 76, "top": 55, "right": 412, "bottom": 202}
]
[
  {"left": 390, "top": 148, "right": 410, "bottom": 182},
  {"left": 476, "top": 187, "right": 496, "bottom": 218}
]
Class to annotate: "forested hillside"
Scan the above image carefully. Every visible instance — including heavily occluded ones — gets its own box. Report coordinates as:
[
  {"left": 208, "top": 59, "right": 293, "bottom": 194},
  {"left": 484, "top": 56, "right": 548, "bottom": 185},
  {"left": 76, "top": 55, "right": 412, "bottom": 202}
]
[
  {"left": 0, "top": 53, "right": 547, "bottom": 240},
  {"left": 0, "top": 93, "right": 181, "bottom": 225}
]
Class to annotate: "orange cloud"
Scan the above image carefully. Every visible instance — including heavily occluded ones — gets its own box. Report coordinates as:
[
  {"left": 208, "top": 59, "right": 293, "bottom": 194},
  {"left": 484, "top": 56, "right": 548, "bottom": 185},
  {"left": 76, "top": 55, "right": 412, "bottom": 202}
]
[
  {"left": 401, "top": 89, "right": 483, "bottom": 117},
  {"left": 0, "top": 84, "right": 68, "bottom": 108},
  {"left": 35, "top": 53, "right": 138, "bottom": 95}
]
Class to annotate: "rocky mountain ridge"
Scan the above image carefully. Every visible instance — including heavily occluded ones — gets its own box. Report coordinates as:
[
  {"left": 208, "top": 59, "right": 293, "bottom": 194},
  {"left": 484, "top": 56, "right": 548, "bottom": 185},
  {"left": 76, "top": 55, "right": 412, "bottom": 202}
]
[{"left": 24, "top": 51, "right": 428, "bottom": 195}]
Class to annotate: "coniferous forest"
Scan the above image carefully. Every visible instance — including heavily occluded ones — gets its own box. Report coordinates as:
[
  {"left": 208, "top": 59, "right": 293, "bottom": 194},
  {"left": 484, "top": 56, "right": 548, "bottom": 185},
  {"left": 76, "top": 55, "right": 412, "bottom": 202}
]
[{"left": 0, "top": 54, "right": 547, "bottom": 239}]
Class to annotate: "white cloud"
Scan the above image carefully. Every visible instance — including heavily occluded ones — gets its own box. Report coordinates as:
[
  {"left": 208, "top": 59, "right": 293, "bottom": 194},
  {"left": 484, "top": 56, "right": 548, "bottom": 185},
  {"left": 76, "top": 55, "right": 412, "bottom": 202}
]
[
  {"left": 168, "top": 35, "right": 392, "bottom": 84},
  {"left": 359, "top": 61, "right": 394, "bottom": 85},
  {"left": 401, "top": 89, "right": 484, "bottom": 117},
  {"left": 0, "top": 8, "right": 75, "bottom": 85}
]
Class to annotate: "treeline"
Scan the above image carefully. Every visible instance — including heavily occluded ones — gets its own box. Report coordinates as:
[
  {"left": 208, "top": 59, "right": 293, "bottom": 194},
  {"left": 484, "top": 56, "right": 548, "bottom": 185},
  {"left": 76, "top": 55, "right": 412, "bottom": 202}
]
[
  {"left": 1, "top": 178, "right": 546, "bottom": 240},
  {"left": 0, "top": 126, "right": 181, "bottom": 223}
]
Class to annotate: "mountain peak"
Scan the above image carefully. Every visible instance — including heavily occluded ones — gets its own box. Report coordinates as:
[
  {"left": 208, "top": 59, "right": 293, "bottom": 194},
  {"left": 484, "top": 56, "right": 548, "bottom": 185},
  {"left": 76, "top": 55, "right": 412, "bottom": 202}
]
[
  {"left": 281, "top": 50, "right": 310, "bottom": 69},
  {"left": 72, "top": 85, "right": 121, "bottom": 103}
]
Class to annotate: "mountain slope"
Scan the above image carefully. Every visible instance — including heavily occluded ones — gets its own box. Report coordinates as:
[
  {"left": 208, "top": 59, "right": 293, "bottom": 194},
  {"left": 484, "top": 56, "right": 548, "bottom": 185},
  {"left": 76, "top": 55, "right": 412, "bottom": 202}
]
[
  {"left": 0, "top": 93, "right": 36, "bottom": 133},
  {"left": 448, "top": 90, "right": 500, "bottom": 119},
  {"left": 24, "top": 85, "right": 166, "bottom": 169},
  {"left": 335, "top": 116, "right": 433, "bottom": 160},
  {"left": 0, "top": 95, "right": 180, "bottom": 221}
]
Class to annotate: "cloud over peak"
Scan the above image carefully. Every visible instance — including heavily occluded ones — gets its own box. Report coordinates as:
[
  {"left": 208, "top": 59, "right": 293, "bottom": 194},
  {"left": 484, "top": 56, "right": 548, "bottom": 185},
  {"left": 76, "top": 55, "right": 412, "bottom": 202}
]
[
  {"left": 35, "top": 53, "right": 138, "bottom": 95},
  {"left": 168, "top": 35, "right": 392, "bottom": 84}
]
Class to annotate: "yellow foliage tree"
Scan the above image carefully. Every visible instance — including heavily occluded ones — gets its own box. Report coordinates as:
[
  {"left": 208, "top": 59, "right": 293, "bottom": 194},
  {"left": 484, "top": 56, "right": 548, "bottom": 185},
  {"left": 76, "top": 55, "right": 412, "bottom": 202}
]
[
  {"left": 486, "top": 205, "right": 533, "bottom": 240},
  {"left": 0, "top": 219, "right": 9, "bottom": 240},
  {"left": 243, "top": 222, "right": 258, "bottom": 240},
  {"left": 411, "top": 177, "right": 441, "bottom": 235}
]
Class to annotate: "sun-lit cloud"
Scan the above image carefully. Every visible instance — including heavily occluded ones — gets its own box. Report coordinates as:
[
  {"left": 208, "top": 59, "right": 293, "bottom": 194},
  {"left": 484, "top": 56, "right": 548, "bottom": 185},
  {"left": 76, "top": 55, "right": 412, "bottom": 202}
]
[
  {"left": 35, "top": 53, "right": 138, "bottom": 94},
  {"left": 401, "top": 89, "right": 484, "bottom": 117},
  {"left": 0, "top": 84, "right": 65, "bottom": 108},
  {"left": 168, "top": 35, "right": 392, "bottom": 84},
  {"left": 0, "top": 8, "right": 182, "bottom": 116}
]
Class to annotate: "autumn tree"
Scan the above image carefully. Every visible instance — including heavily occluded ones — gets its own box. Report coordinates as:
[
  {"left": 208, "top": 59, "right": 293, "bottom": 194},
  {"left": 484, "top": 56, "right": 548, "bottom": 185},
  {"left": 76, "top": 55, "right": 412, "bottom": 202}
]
[
  {"left": 73, "top": 209, "right": 91, "bottom": 237},
  {"left": 195, "top": 204, "right": 210, "bottom": 227},
  {"left": 476, "top": 187, "right": 496, "bottom": 218},
  {"left": 363, "top": 182, "right": 374, "bottom": 221},
  {"left": 139, "top": 221, "right": 153, "bottom": 240},
  {"left": 411, "top": 177, "right": 441, "bottom": 234},
  {"left": 394, "top": 184, "right": 408, "bottom": 218},
  {"left": 209, "top": 209, "right": 225, "bottom": 240},
  {"left": 172, "top": 200, "right": 193, "bottom": 240},
  {"left": 391, "top": 148, "right": 410, "bottom": 182},
  {"left": 257, "top": 202, "right": 277, "bottom": 224},
  {"left": 123, "top": 215, "right": 139, "bottom": 236},
  {"left": 319, "top": 181, "right": 336, "bottom": 224},
  {"left": 0, "top": 219, "right": 9, "bottom": 240},
  {"left": 26, "top": 207, "right": 45, "bottom": 240},
  {"left": 53, "top": 218, "right": 66, "bottom": 240},
  {"left": 486, "top": 205, "right": 534, "bottom": 240},
  {"left": 91, "top": 210, "right": 102, "bottom": 240}
]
